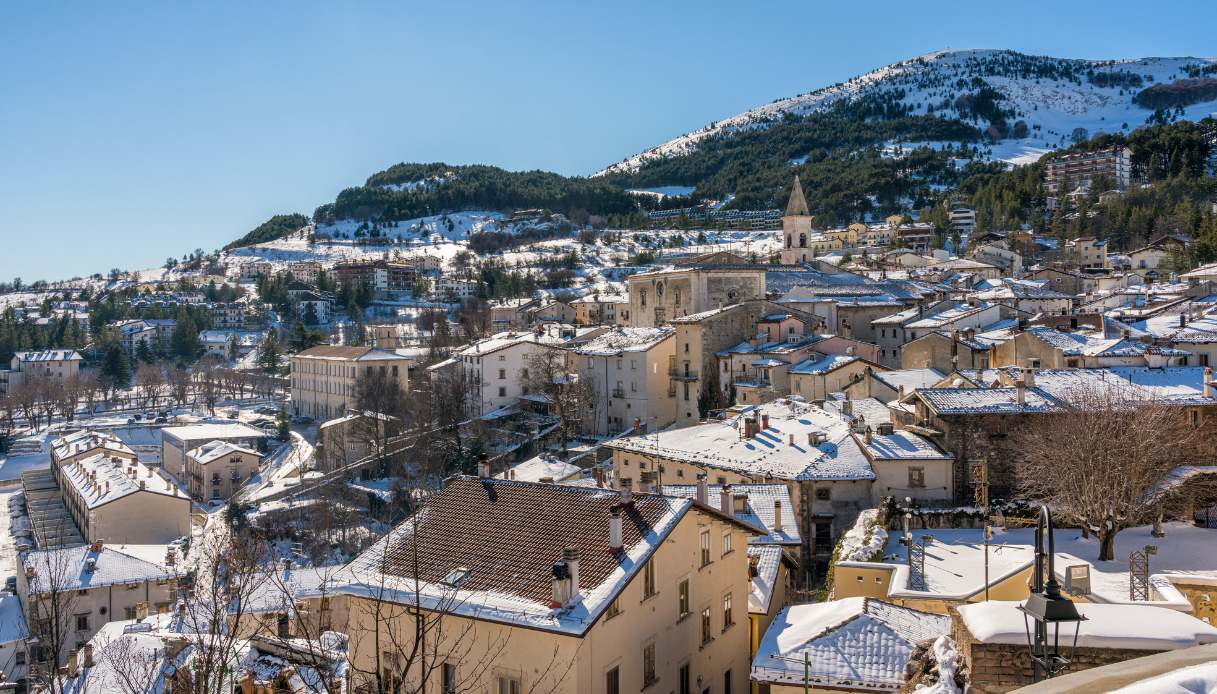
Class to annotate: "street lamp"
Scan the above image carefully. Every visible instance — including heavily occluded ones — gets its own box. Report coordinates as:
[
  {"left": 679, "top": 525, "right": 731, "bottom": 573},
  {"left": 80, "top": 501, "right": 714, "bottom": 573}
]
[{"left": 1018, "top": 506, "right": 1086, "bottom": 682}]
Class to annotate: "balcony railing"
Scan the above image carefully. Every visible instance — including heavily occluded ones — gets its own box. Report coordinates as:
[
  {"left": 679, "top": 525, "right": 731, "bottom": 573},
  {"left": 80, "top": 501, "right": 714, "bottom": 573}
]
[
  {"left": 611, "top": 388, "right": 625, "bottom": 399},
  {"left": 669, "top": 369, "right": 698, "bottom": 381}
]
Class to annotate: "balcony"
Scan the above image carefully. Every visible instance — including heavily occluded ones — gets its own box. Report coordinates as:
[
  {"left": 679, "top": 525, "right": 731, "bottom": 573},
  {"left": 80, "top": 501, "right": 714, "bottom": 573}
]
[
  {"left": 611, "top": 387, "right": 625, "bottom": 399},
  {"left": 669, "top": 369, "right": 699, "bottom": 381}
]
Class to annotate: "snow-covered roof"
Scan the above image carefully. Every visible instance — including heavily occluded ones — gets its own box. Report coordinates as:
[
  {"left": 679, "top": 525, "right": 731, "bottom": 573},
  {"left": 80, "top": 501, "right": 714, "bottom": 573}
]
[
  {"left": 0, "top": 592, "right": 27, "bottom": 644},
  {"left": 903, "top": 301, "right": 995, "bottom": 330},
  {"left": 918, "top": 387, "right": 1061, "bottom": 415},
  {"left": 869, "top": 368, "right": 944, "bottom": 393},
  {"left": 51, "top": 429, "right": 135, "bottom": 461},
  {"left": 62, "top": 453, "right": 190, "bottom": 508},
  {"left": 1025, "top": 326, "right": 1187, "bottom": 358},
  {"left": 13, "top": 349, "right": 82, "bottom": 362},
  {"left": 607, "top": 399, "right": 875, "bottom": 481},
  {"left": 752, "top": 598, "right": 949, "bottom": 690},
  {"left": 1022, "top": 367, "right": 1217, "bottom": 406},
  {"left": 458, "top": 330, "right": 565, "bottom": 356},
  {"left": 24, "top": 544, "right": 180, "bottom": 593},
  {"left": 748, "top": 544, "right": 784, "bottom": 614},
  {"left": 661, "top": 483, "right": 800, "bottom": 545},
  {"left": 574, "top": 327, "right": 673, "bottom": 356},
  {"left": 496, "top": 455, "right": 582, "bottom": 483},
  {"left": 861, "top": 431, "right": 952, "bottom": 461},
  {"left": 958, "top": 601, "right": 1217, "bottom": 650},
  {"left": 161, "top": 421, "right": 266, "bottom": 443},
  {"left": 187, "top": 440, "right": 259, "bottom": 465},
  {"left": 790, "top": 354, "right": 859, "bottom": 375}
]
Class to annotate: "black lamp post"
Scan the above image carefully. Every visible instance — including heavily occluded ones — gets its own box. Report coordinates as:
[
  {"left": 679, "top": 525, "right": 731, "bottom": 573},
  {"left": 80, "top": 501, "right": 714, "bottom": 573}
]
[{"left": 1018, "top": 506, "right": 1086, "bottom": 682}]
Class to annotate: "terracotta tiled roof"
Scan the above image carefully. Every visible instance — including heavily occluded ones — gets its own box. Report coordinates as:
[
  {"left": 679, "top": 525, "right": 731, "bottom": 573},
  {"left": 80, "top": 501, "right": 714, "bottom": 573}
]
[{"left": 377, "top": 477, "right": 677, "bottom": 607}]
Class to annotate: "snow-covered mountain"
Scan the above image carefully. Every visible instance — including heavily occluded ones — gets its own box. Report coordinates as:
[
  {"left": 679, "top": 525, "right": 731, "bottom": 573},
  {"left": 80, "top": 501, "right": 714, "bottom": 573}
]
[{"left": 596, "top": 49, "right": 1217, "bottom": 175}]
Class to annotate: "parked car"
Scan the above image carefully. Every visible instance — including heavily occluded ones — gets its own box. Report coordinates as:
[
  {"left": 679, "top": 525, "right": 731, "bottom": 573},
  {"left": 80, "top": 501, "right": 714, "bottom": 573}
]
[
  {"left": 5, "top": 576, "right": 15, "bottom": 593},
  {"left": 154, "top": 416, "right": 168, "bottom": 424}
]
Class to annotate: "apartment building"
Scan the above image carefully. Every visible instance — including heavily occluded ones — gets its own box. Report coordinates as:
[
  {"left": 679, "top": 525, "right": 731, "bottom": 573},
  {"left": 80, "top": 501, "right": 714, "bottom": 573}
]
[
  {"left": 434, "top": 276, "right": 478, "bottom": 302},
  {"left": 59, "top": 453, "right": 192, "bottom": 545},
  {"left": 1044, "top": 145, "right": 1132, "bottom": 194},
  {"left": 160, "top": 422, "right": 267, "bottom": 480},
  {"left": 0, "top": 349, "right": 82, "bottom": 394},
  {"left": 333, "top": 260, "right": 417, "bottom": 293},
  {"left": 286, "top": 260, "right": 323, "bottom": 284},
  {"left": 788, "top": 353, "right": 873, "bottom": 402},
  {"left": 209, "top": 302, "right": 247, "bottom": 329},
  {"left": 573, "top": 293, "right": 627, "bottom": 326},
  {"left": 457, "top": 331, "right": 565, "bottom": 416},
  {"left": 575, "top": 327, "right": 677, "bottom": 436},
  {"left": 289, "top": 345, "right": 412, "bottom": 420},
  {"left": 871, "top": 301, "right": 1000, "bottom": 367},
  {"left": 185, "top": 441, "right": 262, "bottom": 502},
  {"left": 329, "top": 476, "right": 760, "bottom": 694},
  {"left": 19, "top": 542, "right": 181, "bottom": 665},
  {"left": 949, "top": 201, "right": 977, "bottom": 237},
  {"left": 489, "top": 297, "right": 540, "bottom": 330},
  {"left": 1066, "top": 236, "right": 1110, "bottom": 269}
]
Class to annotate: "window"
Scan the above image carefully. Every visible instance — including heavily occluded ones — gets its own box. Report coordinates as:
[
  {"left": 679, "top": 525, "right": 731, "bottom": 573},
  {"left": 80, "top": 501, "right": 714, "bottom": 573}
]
[
  {"left": 606, "top": 666, "right": 620, "bottom": 694},
  {"left": 498, "top": 387, "right": 506, "bottom": 397},
  {"left": 678, "top": 579, "right": 690, "bottom": 619},
  {"left": 723, "top": 593, "right": 734, "bottom": 630},
  {"left": 442, "top": 663, "right": 457, "bottom": 694},
  {"left": 643, "top": 559, "right": 656, "bottom": 599},
  {"left": 721, "top": 530, "right": 733, "bottom": 556},
  {"left": 724, "top": 669, "right": 733, "bottom": 694},
  {"left": 643, "top": 643, "right": 657, "bottom": 687},
  {"left": 75, "top": 614, "right": 89, "bottom": 631},
  {"left": 679, "top": 664, "right": 690, "bottom": 694},
  {"left": 630, "top": 359, "right": 637, "bottom": 370},
  {"left": 699, "top": 530, "right": 711, "bottom": 567},
  {"left": 605, "top": 597, "right": 622, "bottom": 620},
  {"left": 14, "top": 650, "right": 24, "bottom": 666},
  {"left": 497, "top": 677, "right": 520, "bottom": 694},
  {"left": 815, "top": 487, "right": 831, "bottom": 501},
  {"left": 909, "top": 467, "right": 926, "bottom": 488},
  {"left": 700, "top": 607, "right": 712, "bottom": 645},
  {"left": 498, "top": 369, "right": 506, "bottom": 380}
]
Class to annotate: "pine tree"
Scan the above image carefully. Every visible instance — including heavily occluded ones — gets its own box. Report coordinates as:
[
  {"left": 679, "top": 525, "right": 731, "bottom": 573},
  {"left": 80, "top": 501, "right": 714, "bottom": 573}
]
[
  {"left": 135, "top": 339, "right": 155, "bottom": 364},
  {"left": 227, "top": 334, "right": 241, "bottom": 362},
  {"left": 100, "top": 343, "right": 132, "bottom": 393},
  {"left": 258, "top": 331, "right": 281, "bottom": 374}
]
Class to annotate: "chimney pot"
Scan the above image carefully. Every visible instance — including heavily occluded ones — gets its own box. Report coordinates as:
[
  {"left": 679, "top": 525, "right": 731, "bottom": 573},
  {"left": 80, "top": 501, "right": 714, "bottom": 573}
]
[
  {"left": 619, "top": 478, "right": 634, "bottom": 505},
  {"left": 562, "top": 546, "right": 581, "bottom": 603},
  {"left": 608, "top": 508, "right": 624, "bottom": 552}
]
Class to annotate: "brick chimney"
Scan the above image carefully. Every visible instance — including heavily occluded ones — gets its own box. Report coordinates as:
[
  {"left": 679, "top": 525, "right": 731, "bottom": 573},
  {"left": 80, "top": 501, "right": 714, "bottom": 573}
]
[
  {"left": 608, "top": 507, "right": 623, "bottom": 553},
  {"left": 477, "top": 454, "right": 491, "bottom": 478}
]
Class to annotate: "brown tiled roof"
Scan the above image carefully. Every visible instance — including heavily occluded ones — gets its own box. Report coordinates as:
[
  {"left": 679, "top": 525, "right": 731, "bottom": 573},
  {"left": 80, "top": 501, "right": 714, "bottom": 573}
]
[{"left": 378, "top": 477, "right": 680, "bottom": 607}]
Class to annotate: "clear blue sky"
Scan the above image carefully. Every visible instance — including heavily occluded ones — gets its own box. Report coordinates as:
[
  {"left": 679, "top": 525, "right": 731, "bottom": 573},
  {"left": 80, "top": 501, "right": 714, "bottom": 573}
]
[{"left": 2, "top": 1, "right": 1215, "bottom": 283}]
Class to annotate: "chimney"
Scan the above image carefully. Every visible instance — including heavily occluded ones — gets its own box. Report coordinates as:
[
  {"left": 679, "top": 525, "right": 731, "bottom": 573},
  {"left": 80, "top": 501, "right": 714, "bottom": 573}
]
[
  {"left": 140, "top": 480, "right": 146, "bottom": 490},
  {"left": 90, "top": 539, "right": 103, "bottom": 553},
  {"left": 846, "top": 345, "right": 856, "bottom": 356},
  {"left": 964, "top": 327, "right": 975, "bottom": 341},
  {"left": 82, "top": 643, "right": 94, "bottom": 668},
  {"left": 1015, "top": 378, "right": 1027, "bottom": 405},
  {"left": 788, "top": 433, "right": 795, "bottom": 446},
  {"left": 1022, "top": 367, "right": 1035, "bottom": 387},
  {"left": 563, "top": 547, "right": 581, "bottom": 602},
  {"left": 1181, "top": 313, "right": 1188, "bottom": 328},
  {"left": 719, "top": 486, "right": 733, "bottom": 516},
  {"left": 619, "top": 478, "right": 634, "bottom": 506},
  {"left": 864, "top": 427, "right": 873, "bottom": 445},
  {"left": 477, "top": 454, "right": 491, "bottom": 478},
  {"left": 773, "top": 499, "right": 783, "bottom": 532},
  {"left": 609, "top": 507, "right": 624, "bottom": 553},
  {"left": 1206, "top": 367, "right": 1213, "bottom": 399},
  {"left": 695, "top": 473, "right": 709, "bottom": 505},
  {"left": 761, "top": 413, "right": 769, "bottom": 430},
  {"left": 898, "top": 384, "right": 906, "bottom": 400}
]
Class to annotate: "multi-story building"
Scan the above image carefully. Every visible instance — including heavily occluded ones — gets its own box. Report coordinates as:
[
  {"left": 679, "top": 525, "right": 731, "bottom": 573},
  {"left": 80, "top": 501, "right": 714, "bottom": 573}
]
[
  {"left": 572, "top": 293, "right": 626, "bottom": 326},
  {"left": 0, "top": 349, "right": 83, "bottom": 394},
  {"left": 330, "top": 475, "right": 761, "bottom": 694},
  {"left": 434, "top": 276, "right": 478, "bottom": 302},
  {"left": 286, "top": 260, "right": 323, "bottom": 285},
  {"left": 209, "top": 302, "right": 247, "bottom": 330},
  {"left": 949, "top": 199, "right": 977, "bottom": 238},
  {"left": 114, "top": 319, "right": 160, "bottom": 356},
  {"left": 1044, "top": 145, "right": 1133, "bottom": 195},
  {"left": 185, "top": 441, "right": 261, "bottom": 502},
  {"left": 288, "top": 345, "right": 412, "bottom": 420},
  {"left": 332, "top": 260, "right": 418, "bottom": 293},
  {"left": 240, "top": 261, "right": 275, "bottom": 282},
  {"left": 489, "top": 297, "right": 539, "bottom": 330},
  {"left": 1065, "top": 236, "right": 1110, "bottom": 269},
  {"left": 58, "top": 452, "right": 192, "bottom": 545},
  {"left": 160, "top": 422, "right": 267, "bottom": 480},
  {"left": 575, "top": 327, "right": 677, "bottom": 436},
  {"left": 19, "top": 542, "right": 182, "bottom": 665},
  {"left": 457, "top": 331, "right": 565, "bottom": 416},
  {"left": 871, "top": 301, "right": 1000, "bottom": 368},
  {"left": 626, "top": 257, "right": 766, "bottom": 328}
]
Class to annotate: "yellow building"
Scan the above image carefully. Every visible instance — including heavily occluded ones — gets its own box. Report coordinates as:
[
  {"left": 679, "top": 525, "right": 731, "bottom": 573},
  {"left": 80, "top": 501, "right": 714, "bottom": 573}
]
[
  {"left": 326, "top": 476, "right": 762, "bottom": 693},
  {"left": 185, "top": 440, "right": 262, "bottom": 502},
  {"left": 289, "top": 345, "right": 412, "bottom": 420}
]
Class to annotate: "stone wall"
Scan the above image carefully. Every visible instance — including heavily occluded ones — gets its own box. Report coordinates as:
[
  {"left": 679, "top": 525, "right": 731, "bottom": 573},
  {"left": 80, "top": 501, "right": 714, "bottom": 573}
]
[{"left": 950, "top": 607, "right": 1165, "bottom": 693}]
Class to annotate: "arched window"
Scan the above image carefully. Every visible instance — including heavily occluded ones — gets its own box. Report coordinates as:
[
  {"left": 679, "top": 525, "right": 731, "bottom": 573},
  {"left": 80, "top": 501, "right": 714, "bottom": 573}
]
[
  {"left": 799, "top": 233, "right": 807, "bottom": 248},
  {"left": 786, "top": 234, "right": 792, "bottom": 248}
]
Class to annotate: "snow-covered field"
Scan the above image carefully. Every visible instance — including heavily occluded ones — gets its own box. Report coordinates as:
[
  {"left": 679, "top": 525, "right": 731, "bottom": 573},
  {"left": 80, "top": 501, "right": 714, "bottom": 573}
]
[{"left": 597, "top": 50, "right": 1217, "bottom": 175}]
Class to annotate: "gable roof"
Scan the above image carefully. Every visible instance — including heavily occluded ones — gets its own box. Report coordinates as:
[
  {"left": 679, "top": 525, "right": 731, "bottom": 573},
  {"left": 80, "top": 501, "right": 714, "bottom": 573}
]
[
  {"left": 752, "top": 598, "right": 949, "bottom": 689},
  {"left": 24, "top": 544, "right": 180, "bottom": 593},
  {"left": 337, "top": 477, "right": 706, "bottom": 635}
]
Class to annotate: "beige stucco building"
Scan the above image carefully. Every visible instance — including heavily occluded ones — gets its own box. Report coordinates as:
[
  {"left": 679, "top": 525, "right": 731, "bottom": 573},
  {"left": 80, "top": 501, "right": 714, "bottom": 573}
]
[
  {"left": 185, "top": 440, "right": 262, "bottom": 502},
  {"left": 575, "top": 327, "right": 677, "bottom": 436},
  {"left": 0, "top": 349, "right": 82, "bottom": 394},
  {"left": 58, "top": 452, "right": 192, "bottom": 545},
  {"left": 626, "top": 256, "right": 767, "bottom": 328},
  {"left": 289, "top": 345, "right": 413, "bottom": 420},
  {"left": 160, "top": 422, "right": 266, "bottom": 482}
]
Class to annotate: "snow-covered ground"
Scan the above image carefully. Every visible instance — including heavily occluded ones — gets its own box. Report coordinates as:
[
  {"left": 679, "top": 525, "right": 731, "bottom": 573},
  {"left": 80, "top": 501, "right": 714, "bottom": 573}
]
[
  {"left": 626, "top": 185, "right": 696, "bottom": 199},
  {"left": 597, "top": 50, "right": 1217, "bottom": 175}
]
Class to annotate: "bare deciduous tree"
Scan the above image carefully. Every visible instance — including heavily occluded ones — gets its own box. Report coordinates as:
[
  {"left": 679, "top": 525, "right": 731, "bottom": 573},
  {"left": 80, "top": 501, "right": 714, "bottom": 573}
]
[
  {"left": 1012, "top": 384, "right": 1214, "bottom": 561},
  {"left": 520, "top": 348, "right": 594, "bottom": 457}
]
